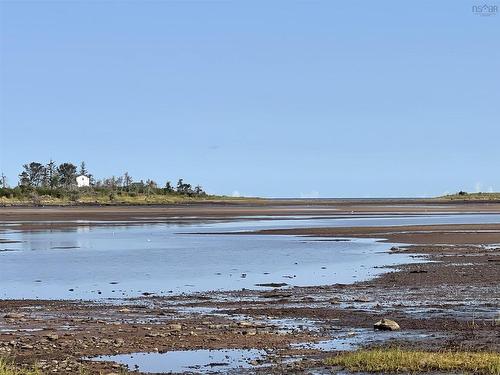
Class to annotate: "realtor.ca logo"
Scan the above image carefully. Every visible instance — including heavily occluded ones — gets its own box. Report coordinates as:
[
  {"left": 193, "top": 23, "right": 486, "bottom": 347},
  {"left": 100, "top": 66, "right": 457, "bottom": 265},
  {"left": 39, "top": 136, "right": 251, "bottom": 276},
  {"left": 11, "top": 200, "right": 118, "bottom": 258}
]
[{"left": 472, "top": 3, "right": 498, "bottom": 16}]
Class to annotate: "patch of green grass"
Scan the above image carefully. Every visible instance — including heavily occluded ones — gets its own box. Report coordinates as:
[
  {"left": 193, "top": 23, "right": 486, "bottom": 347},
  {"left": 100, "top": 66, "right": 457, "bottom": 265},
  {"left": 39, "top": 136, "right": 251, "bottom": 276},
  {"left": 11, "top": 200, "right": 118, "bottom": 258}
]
[
  {"left": 440, "top": 192, "right": 500, "bottom": 201},
  {"left": 326, "top": 349, "right": 500, "bottom": 374},
  {"left": 0, "top": 360, "right": 40, "bottom": 375}
]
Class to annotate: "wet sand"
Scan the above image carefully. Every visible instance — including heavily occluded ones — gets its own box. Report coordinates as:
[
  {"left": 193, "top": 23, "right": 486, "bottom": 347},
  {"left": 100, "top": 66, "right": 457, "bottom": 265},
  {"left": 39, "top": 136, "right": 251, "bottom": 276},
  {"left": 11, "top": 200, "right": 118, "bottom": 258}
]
[
  {"left": 247, "top": 223, "right": 500, "bottom": 244},
  {"left": 3, "top": 199, "right": 500, "bottom": 222},
  {"left": 0, "top": 203, "right": 499, "bottom": 374}
]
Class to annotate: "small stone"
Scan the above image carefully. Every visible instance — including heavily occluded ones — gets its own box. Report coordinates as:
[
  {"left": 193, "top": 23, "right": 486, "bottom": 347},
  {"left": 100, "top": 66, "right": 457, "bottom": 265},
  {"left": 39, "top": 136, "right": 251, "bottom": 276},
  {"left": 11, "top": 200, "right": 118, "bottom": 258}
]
[
  {"left": 374, "top": 318, "right": 400, "bottom": 331},
  {"left": 353, "top": 296, "right": 372, "bottom": 302},
  {"left": 243, "top": 328, "right": 257, "bottom": 336},
  {"left": 45, "top": 334, "right": 59, "bottom": 341},
  {"left": 167, "top": 323, "right": 182, "bottom": 331},
  {"left": 238, "top": 321, "right": 253, "bottom": 327},
  {"left": 494, "top": 312, "right": 500, "bottom": 326},
  {"left": 4, "top": 313, "right": 25, "bottom": 319}
]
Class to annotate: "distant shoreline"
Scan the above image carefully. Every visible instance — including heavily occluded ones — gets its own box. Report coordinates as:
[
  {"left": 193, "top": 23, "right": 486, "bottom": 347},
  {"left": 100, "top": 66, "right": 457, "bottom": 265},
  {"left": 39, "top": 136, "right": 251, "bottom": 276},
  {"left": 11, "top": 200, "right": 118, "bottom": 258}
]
[
  {"left": 3, "top": 188, "right": 500, "bottom": 207},
  {"left": 3, "top": 195, "right": 500, "bottom": 208},
  {"left": 2, "top": 199, "right": 500, "bottom": 225}
]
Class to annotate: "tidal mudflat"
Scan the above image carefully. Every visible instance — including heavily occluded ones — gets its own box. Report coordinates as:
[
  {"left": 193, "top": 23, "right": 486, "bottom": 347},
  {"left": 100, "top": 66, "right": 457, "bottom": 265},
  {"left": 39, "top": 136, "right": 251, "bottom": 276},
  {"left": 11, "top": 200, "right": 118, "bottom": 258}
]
[{"left": 0, "top": 201, "right": 499, "bottom": 374}]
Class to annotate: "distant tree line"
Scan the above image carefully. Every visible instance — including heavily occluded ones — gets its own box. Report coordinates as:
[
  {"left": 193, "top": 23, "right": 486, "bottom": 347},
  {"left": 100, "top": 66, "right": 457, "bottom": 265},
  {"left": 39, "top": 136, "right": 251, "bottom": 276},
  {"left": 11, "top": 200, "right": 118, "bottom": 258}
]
[
  {"left": 0, "top": 160, "right": 207, "bottom": 200},
  {"left": 17, "top": 161, "right": 89, "bottom": 189}
]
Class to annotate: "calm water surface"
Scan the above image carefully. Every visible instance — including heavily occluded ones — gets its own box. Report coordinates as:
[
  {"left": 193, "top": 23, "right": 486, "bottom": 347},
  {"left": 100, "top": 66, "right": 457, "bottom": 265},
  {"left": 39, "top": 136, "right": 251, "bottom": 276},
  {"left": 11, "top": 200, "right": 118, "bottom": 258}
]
[
  {"left": 1, "top": 214, "right": 499, "bottom": 300},
  {"left": 89, "top": 349, "right": 266, "bottom": 374}
]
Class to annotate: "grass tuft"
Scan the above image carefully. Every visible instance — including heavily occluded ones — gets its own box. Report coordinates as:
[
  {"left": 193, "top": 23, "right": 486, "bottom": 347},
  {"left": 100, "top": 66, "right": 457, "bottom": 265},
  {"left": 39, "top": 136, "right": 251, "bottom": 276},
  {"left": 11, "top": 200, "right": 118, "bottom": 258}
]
[
  {"left": 0, "top": 360, "right": 40, "bottom": 375},
  {"left": 326, "top": 349, "right": 500, "bottom": 374}
]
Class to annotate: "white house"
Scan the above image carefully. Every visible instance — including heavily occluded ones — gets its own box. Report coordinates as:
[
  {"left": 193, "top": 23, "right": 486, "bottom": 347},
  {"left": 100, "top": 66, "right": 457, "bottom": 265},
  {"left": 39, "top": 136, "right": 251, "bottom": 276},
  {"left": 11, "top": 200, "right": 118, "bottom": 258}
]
[{"left": 76, "top": 175, "right": 90, "bottom": 188}]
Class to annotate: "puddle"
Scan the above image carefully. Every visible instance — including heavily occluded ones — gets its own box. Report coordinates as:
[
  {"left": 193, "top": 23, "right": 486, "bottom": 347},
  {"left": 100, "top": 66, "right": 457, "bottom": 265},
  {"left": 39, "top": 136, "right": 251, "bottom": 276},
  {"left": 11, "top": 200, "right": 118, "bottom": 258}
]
[
  {"left": 0, "top": 328, "right": 43, "bottom": 333},
  {"left": 89, "top": 349, "right": 266, "bottom": 374}
]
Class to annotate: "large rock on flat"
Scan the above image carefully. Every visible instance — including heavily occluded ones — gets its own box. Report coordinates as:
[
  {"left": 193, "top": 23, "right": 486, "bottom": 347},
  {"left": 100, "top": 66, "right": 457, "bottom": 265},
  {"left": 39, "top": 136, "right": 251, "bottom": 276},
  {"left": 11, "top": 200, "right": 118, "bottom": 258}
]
[{"left": 374, "top": 318, "right": 400, "bottom": 331}]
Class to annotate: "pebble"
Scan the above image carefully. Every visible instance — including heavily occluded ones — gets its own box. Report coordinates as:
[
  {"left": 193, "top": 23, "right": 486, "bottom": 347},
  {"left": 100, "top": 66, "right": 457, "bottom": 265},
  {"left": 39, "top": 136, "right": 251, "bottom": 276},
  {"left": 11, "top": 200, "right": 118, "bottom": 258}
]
[
  {"left": 167, "top": 323, "right": 182, "bottom": 331},
  {"left": 44, "top": 334, "right": 59, "bottom": 341},
  {"left": 4, "top": 313, "right": 26, "bottom": 319}
]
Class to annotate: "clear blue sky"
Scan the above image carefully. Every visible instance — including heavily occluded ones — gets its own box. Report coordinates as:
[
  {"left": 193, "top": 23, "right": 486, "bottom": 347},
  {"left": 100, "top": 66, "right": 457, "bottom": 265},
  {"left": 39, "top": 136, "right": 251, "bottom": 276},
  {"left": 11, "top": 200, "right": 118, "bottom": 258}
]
[{"left": 0, "top": 1, "right": 498, "bottom": 197}]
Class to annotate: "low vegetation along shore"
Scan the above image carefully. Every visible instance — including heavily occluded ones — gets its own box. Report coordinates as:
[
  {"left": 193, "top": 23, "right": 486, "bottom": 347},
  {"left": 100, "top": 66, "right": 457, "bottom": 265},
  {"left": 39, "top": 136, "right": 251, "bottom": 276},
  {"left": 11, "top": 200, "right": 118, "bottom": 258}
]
[
  {"left": 0, "top": 188, "right": 243, "bottom": 206},
  {"left": 0, "top": 360, "right": 40, "bottom": 375},
  {"left": 327, "top": 349, "right": 500, "bottom": 374},
  {"left": 440, "top": 191, "right": 500, "bottom": 201}
]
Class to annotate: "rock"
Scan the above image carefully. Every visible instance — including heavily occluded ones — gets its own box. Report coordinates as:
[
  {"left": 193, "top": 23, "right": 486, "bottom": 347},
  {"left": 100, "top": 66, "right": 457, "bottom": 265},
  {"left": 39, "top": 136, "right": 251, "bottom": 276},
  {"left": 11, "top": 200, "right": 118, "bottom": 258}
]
[
  {"left": 242, "top": 328, "right": 257, "bottom": 336},
  {"left": 167, "top": 323, "right": 182, "bottom": 331},
  {"left": 409, "top": 269, "right": 428, "bottom": 274},
  {"left": 254, "top": 283, "right": 288, "bottom": 288},
  {"left": 353, "top": 296, "right": 372, "bottom": 302},
  {"left": 238, "top": 321, "right": 253, "bottom": 327},
  {"left": 44, "top": 334, "right": 59, "bottom": 341},
  {"left": 374, "top": 318, "right": 400, "bottom": 331},
  {"left": 4, "top": 313, "right": 26, "bottom": 319},
  {"left": 260, "top": 291, "right": 292, "bottom": 299}
]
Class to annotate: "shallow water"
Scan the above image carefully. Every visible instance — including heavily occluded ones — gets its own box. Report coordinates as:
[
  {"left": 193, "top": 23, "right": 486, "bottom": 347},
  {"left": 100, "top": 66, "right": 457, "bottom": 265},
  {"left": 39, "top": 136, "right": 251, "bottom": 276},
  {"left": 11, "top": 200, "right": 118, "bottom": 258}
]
[
  {"left": 89, "top": 349, "right": 266, "bottom": 374},
  {"left": 1, "top": 213, "right": 499, "bottom": 300},
  {"left": 292, "top": 328, "right": 435, "bottom": 351}
]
